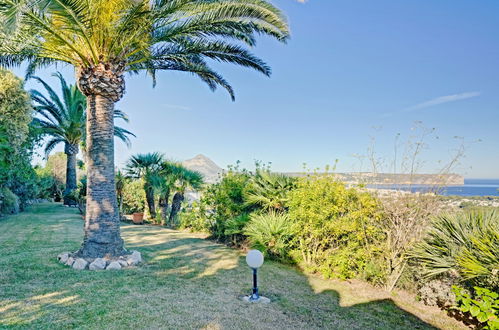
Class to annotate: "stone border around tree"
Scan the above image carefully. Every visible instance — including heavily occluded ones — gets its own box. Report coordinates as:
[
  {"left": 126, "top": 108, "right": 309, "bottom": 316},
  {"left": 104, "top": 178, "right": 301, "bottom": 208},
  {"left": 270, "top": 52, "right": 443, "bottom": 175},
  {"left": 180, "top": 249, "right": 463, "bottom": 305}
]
[{"left": 57, "top": 250, "right": 142, "bottom": 270}]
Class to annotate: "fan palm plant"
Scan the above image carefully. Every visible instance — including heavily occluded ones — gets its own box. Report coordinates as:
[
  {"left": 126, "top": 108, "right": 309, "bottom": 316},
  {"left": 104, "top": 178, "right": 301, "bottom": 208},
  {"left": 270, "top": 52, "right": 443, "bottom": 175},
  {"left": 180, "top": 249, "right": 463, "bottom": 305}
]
[
  {"left": 125, "top": 152, "right": 164, "bottom": 219},
  {"left": 168, "top": 166, "right": 204, "bottom": 226},
  {"left": 151, "top": 160, "right": 182, "bottom": 225},
  {"left": 31, "top": 73, "right": 134, "bottom": 205},
  {"left": 410, "top": 210, "right": 499, "bottom": 289},
  {"left": 244, "top": 170, "right": 296, "bottom": 212},
  {"left": 0, "top": 0, "right": 289, "bottom": 257}
]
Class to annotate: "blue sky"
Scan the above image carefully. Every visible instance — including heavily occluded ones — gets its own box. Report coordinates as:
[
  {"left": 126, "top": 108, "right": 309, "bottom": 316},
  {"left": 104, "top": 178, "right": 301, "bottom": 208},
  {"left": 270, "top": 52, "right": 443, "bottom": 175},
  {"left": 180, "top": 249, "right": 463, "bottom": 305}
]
[{"left": 16, "top": 0, "right": 499, "bottom": 178}]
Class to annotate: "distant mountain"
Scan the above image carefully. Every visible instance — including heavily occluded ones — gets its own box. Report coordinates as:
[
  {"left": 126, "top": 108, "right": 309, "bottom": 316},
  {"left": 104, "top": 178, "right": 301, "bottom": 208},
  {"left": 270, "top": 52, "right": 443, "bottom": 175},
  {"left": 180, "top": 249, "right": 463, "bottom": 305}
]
[{"left": 182, "top": 154, "right": 222, "bottom": 184}]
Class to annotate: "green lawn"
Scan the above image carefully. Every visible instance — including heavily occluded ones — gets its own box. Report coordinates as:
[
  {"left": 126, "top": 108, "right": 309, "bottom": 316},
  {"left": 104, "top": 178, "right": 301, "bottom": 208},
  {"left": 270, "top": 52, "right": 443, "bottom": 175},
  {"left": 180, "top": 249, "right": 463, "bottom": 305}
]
[{"left": 0, "top": 203, "right": 465, "bottom": 329}]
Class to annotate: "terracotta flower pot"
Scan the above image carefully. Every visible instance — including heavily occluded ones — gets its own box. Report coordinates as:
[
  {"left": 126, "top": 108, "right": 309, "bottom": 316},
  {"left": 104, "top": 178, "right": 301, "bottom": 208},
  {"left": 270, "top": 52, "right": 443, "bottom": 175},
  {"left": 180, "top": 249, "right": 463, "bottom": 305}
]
[{"left": 132, "top": 212, "right": 144, "bottom": 224}]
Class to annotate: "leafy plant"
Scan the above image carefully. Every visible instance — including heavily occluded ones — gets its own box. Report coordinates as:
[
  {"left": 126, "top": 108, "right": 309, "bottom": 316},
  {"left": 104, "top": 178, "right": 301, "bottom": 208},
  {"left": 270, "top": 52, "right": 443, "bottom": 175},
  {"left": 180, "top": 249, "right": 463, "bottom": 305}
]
[
  {"left": 125, "top": 152, "right": 165, "bottom": 218},
  {"left": 287, "top": 173, "right": 384, "bottom": 280},
  {"left": 453, "top": 286, "right": 499, "bottom": 329},
  {"left": 122, "top": 179, "right": 146, "bottom": 215},
  {"left": 178, "top": 201, "right": 210, "bottom": 232},
  {"left": 243, "top": 170, "right": 296, "bottom": 212},
  {"left": 410, "top": 210, "right": 499, "bottom": 290},
  {"left": 244, "top": 211, "right": 295, "bottom": 260},
  {"left": 202, "top": 164, "right": 252, "bottom": 243}
]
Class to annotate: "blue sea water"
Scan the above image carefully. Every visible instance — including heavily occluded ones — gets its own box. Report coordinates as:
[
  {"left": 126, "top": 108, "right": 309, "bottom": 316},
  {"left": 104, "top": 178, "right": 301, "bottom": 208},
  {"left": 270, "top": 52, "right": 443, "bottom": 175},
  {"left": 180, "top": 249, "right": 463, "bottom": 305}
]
[{"left": 372, "top": 179, "right": 499, "bottom": 197}]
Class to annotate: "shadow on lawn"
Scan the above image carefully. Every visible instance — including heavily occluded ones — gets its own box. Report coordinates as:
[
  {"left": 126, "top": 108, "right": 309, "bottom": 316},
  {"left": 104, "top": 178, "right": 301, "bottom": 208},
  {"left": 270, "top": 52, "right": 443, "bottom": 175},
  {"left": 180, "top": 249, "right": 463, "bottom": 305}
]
[
  {"left": 0, "top": 205, "right": 439, "bottom": 329},
  {"left": 119, "top": 226, "right": 437, "bottom": 329}
]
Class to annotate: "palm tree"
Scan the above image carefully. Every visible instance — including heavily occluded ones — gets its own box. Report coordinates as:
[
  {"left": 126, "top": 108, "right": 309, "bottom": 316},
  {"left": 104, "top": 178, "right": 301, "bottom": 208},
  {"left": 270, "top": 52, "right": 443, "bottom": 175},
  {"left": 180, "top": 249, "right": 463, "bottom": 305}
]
[
  {"left": 31, "top": 73, "right": 135, "bottom": 206},
  {"left": 244, "top": 170, "right": 296, "bottom": 212},
  {"left": 152, "top": 160, "right": 182, "bottom": 225},
  {"left": 0, "top": 0, "right": 289, "bottom": 258},
  {"left": 168, "top": 167, "right": 204, "bottom": 226},
  {"left": 125, "top": 152, "right": 164, "bottom": 219}
]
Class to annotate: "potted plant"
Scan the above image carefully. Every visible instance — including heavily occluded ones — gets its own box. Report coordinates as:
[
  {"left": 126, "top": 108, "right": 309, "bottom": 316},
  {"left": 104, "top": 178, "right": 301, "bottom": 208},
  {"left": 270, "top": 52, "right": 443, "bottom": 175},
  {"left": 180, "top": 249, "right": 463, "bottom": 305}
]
[{"left": 132, "top": 209, "right": 144, "bottom": 224}]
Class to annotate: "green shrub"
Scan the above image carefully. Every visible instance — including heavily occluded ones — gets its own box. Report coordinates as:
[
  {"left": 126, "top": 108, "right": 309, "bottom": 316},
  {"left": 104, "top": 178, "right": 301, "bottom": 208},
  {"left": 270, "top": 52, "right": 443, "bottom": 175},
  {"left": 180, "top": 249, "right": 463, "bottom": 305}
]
[
  {"left": 202, "top": 164, "right": 252, "bottom": 243},
  {"left": 122, "top": 179, "right": 146, "bottom": 214},
  {"left": 244, "top": 211, "right": 295, "bottom": 260},
  {"left": 287, "top": 174, "right": 384, "bottom": 280},
  {"left": 243, "top": 170, "right": 296, "bottom": 212},
  {"left": 411, "top": 210, "right": 499, "bottom": 290},
  {"left": 453, "top": 286, "right": 499, "bottom": 329},
  {"left": 178, "top": 201, "right": 210, "bottom": 232},
  {"left": 0, "top": 187, "right": 20, "bottom": 214}
]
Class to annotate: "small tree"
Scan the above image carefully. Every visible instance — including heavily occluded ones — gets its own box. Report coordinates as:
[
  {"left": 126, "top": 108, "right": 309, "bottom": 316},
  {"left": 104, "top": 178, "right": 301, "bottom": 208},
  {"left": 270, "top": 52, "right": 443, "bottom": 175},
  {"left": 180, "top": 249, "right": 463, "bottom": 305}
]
[{"left": 125, "top": 152, "right": 164, "bottom": 219}]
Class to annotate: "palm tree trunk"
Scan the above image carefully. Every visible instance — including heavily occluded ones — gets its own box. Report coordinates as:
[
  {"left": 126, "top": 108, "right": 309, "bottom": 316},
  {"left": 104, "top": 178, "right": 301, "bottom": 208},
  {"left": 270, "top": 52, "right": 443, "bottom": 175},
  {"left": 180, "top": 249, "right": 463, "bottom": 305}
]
[
  {"left": 168, "top": 192, "right": 184, "bottom": 226},
  {"left": 63, "top": 144, "right": 78, "bottom": 206},
  {"left": 77, "top": 94, "right": 124, "bottom": 258},
  {"left": 159, "top": 188, "right": 170, "bottom": 225},
  {"left": 145, "top": 185, "right": 156, "bottom": 219}
]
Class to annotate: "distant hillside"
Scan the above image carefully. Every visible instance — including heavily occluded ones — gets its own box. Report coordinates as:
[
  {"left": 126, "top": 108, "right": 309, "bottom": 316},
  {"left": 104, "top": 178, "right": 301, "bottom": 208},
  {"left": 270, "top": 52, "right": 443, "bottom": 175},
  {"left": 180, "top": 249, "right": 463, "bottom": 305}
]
[
  {"left": 284, "top": 172, "right": 465, "bottom": 186},
  {"left": 182, "top": 154, "right": 222, "bottom": 184},
  {"left": 181, "top": 154, "right": 464, "bottom": 186}
]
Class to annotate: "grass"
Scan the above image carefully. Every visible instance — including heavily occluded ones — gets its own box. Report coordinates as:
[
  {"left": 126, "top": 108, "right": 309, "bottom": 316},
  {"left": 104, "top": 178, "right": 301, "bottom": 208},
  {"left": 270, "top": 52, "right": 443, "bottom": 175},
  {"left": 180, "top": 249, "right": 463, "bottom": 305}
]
[{"left": 0, "top": 203, "right": 466, "bottom": 329}]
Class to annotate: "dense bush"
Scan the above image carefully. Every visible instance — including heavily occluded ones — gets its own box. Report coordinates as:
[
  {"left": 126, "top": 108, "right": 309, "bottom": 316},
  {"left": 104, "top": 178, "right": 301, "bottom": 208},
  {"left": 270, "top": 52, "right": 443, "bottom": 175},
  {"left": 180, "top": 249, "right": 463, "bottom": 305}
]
[
  {"left": 201, "top": 164, "right": 252, "bottom": 243},
  {"left": 0, "top": 187, "right": 20, "bottom": 214},
  {"left": 178, "top": 201, "right": 210, "bottom": 232},
  {"left": 244, "top": 211, "right": 295, "bottom": 260},
  {"left": 122, "top": 179, "right": 146, "bottom": 214},
  {"left": 0, "top": 69, "right": 44, "bottom": 212},
  {"left": 287, "top": 174, "right": 385, "bottom": 280},
  {"left": 411, "top": 210, "right": 499, "bottom": 291}
]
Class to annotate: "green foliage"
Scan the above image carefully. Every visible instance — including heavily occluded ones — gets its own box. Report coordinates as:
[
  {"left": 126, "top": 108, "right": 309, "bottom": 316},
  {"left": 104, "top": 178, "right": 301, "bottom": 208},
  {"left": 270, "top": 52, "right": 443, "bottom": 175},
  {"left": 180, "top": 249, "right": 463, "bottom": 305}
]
[
  {"left": 0, "top": 68, "right": 31, "bottom": 156},
  {"left": 178, "top": 201, "right": 210, "bottom": 232},
  {"left": 411, "top": 210, "right": 499, "bottom": 290},
  {"left": 122, "top": 179, "right": 146, "bottom": 214},
  {"left": 287, "top": 174, "right": 384, "bottom": 280},
  {"left": 453, "top": 286, "right": 499, "bottom": 329},
  {"left": 244, "top": 211, "right": 295, "bottom": 260},
  {"left": 0, "top": 0, "right": 289, "bottom": 101},
  {"left": 0, "top": 187, "right": 19, "bottom": 214},
  {"left": 202, "top": 164, "right": 252, "bottom": 242},
  {"left": 0, "top": 69, "right": 41, "bottom": 210},
  {"left": 31, "top": 72, "right": 134, "bottom": 156},
  {"left": 243, "top": 170, "right": 296, "bottom": 212}
]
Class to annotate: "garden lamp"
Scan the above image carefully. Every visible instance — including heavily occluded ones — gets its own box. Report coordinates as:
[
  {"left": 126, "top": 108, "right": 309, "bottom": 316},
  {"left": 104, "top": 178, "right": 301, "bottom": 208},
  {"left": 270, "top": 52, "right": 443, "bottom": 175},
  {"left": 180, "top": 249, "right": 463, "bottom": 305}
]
[{"left": 246, "top": 249, "right": 264, "bottom": 302}]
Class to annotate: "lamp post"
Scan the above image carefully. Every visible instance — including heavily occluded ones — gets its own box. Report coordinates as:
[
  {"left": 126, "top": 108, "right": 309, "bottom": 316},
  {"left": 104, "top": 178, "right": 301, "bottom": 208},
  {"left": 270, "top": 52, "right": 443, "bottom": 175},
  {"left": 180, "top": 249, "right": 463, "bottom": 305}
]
[{"left": 243, "top": 250, "right": 270, "bottom": 303}]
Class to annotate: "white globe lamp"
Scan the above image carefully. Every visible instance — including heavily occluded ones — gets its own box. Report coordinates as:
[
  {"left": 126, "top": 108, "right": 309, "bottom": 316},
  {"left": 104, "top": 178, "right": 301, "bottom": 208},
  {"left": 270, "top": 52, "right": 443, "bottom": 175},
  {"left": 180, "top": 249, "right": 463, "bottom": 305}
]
[{"left": 243, "top": 250, "right": 269, "bottom": 303}]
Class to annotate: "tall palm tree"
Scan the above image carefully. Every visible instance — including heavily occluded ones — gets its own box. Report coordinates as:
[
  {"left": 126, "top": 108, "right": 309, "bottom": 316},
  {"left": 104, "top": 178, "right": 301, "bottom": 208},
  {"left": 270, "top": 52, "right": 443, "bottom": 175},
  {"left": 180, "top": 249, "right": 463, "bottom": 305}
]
[
  {"left": 0, "top": 0, "right": 289, "bottom": 258},
  {"left": 31, "top": 73, "right": 135, "bottom": 205},
  {"left": 168, "top": 167, "right": 204, "bottom": 226},
  {"left": 125, "top": 152, "right": 164, "bottom": 219}
]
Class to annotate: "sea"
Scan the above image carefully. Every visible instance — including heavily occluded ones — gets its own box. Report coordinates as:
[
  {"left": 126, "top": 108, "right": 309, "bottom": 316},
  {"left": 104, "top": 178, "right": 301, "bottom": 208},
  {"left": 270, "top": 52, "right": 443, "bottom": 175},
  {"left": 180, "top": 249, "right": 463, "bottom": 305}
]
[{"left": 371, "top": 179, "right": 499, "bottom": 197}]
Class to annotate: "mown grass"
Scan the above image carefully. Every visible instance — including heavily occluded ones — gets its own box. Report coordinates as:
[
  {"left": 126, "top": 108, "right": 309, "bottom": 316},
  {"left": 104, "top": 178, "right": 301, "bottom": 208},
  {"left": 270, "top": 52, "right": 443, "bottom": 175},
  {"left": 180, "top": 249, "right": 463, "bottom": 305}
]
[{"left": 0, "top": 203, "right": 465, "bottom": 329}]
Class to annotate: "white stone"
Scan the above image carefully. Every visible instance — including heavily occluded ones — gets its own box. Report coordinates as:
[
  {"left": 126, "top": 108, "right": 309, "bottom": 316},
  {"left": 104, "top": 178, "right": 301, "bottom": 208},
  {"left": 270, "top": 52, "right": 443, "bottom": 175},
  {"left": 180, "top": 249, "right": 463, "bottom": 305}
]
[
  {"left": 106, "top": 261, "right": 122, "bottom": 270},
  {"left": 58, "top": 252, "right": 69, "bottom": 264},
  {"left": 89, "top": 258, "right": 107, "bottom": 270},
  {"left": 72, "top": 258, "right": 88, "bottom": 270},
  {"left": 66, "top": 257, "right": 75, "bottom": 266},
  {"left": 118, "top": 260, "right": 128, "bottom": 267},
  {"left": 127, "top": 251, "right": 142, "bottom": 266}
]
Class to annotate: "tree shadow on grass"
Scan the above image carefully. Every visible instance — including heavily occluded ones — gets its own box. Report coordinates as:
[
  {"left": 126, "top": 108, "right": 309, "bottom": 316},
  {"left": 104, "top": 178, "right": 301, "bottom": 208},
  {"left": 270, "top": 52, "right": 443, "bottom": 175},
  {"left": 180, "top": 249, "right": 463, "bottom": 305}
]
[{"left": 0, "top": 208, "right": 457, "bottom": 329}]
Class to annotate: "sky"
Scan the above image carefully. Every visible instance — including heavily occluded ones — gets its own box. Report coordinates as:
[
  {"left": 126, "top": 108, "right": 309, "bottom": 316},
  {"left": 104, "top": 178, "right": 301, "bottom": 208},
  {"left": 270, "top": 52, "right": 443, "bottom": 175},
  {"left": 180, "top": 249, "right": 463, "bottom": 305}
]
[{"left": 14, "top": 0, "right": 499, "bottom": 178}]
